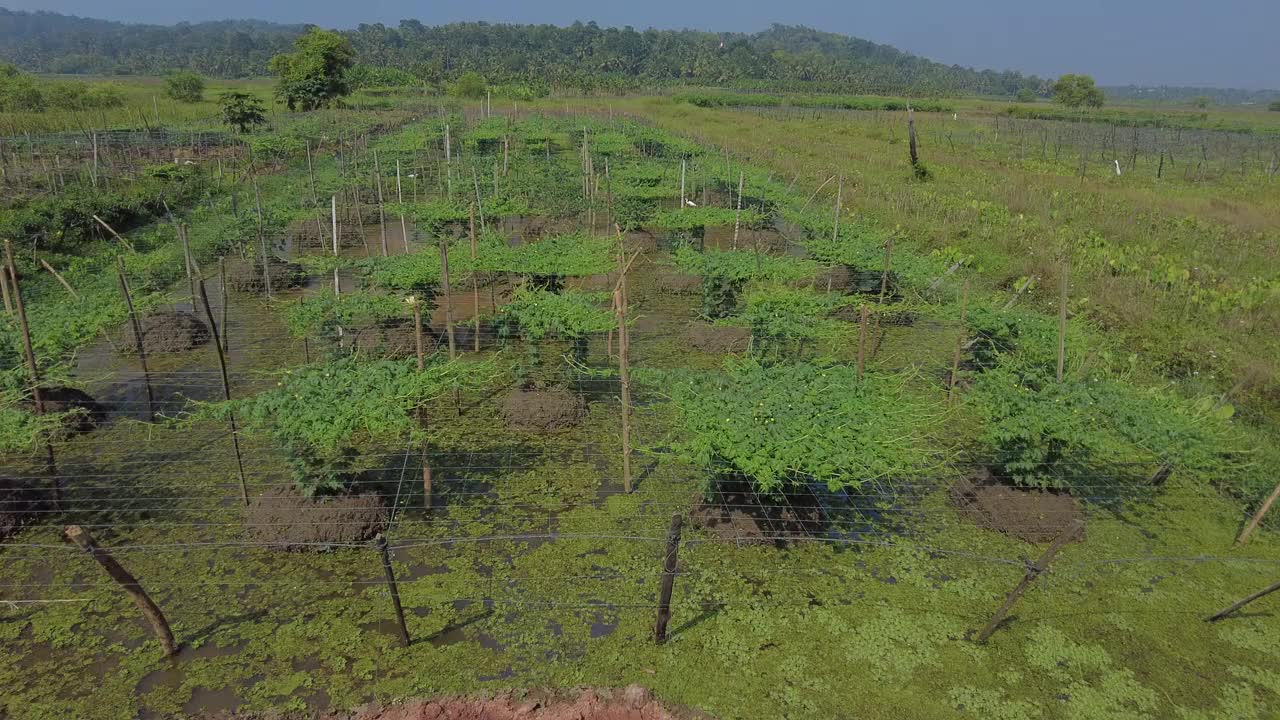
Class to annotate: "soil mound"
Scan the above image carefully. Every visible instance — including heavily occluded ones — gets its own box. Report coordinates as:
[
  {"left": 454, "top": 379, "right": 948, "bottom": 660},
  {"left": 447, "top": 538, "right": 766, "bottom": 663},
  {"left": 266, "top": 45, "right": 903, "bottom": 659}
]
[
  {"left": 35, "top": 386, "right": 106, "bottom": 432},
  {"left": 119, "top": 311, "right": 210, "bottom": 353},
  {"left": 246, "top": 484, "right": 387, "bottom": 551},
  {"left": 654, "top": 272, "right": 701, "bottom": 295},
  {"left": 951, "top": 471, "right": 1084, "bottom": 544},
  {"left": 808, "top": 265, "right": 852, "bottom": 293},
  {"left": 501, "top": 387, "right": 586, "bottom": 433},
  {"left": 690, "top": 480, "right": 825, "bottom": 543},
  {"left": 228, "top": 257, "right": 306, "bottom": 294},
  {"left": 683, "top": 323, "right": 751, "bottom": 354},
  {"left": 355, "top": 320, "right": 439, "bottom": 360},
  {"left": 0, "top": 477, "right": 48, "bottom": 541}
]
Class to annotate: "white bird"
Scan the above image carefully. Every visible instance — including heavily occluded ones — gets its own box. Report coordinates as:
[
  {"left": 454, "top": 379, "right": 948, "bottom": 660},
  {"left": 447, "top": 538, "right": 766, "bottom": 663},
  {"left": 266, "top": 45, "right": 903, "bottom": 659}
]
[
  {"left": 685, "top": 199, "right": 697, "bottom": 207},
  {"left": 1114, "top": 160, "right": 1122, "bottom": 176}
]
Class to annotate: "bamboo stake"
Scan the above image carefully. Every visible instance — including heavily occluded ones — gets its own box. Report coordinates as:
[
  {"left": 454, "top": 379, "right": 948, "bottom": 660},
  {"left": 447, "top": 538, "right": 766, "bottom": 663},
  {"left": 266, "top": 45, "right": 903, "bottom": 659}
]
[
  {"left": 374, "top": 150, "right": 388, "bottom": 257},
  {"left": 197, "top": 279, "right": 248, "bottom": 505},
  {"left": 833, "top": 174, "right": 843, "bottom": 242},
  {"left": 1237, "top": 481, "right": 1280, "bottom": 546},
  {"left": 218, "top": 257, "right": 229, "bottom": 352},
  {"left": 0, "top": 259, "right": 12, "bottom": 314},
  {"left": 732, "top": 170, "right": 745, "bottom": 250},
  {"left": 857, "top": 305, "right": 869, "bottom": 383},
  {"left": 38, "top": 259, "right": 80, "bottom": 300},
  {"left": 396, "top": 160, "right": 409, "bottom": 254},
  {"left": 6, "top": 241, "right": 61, "bottom": 505},
  {"left": 64, "top": 525, "right": 177, "bottom": 657},
  {"left": 331, "top": 196, "right": 340, "bottom": 297},
  {"left": 616, "top": 244, "right": 633, "bottom": 494}
]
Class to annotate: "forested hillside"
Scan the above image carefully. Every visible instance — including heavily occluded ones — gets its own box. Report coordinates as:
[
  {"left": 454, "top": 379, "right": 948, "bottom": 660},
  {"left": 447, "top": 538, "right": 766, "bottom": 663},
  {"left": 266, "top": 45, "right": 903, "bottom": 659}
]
[{"left": 0, "top": 8, "right": 1045, "bottom": 96}]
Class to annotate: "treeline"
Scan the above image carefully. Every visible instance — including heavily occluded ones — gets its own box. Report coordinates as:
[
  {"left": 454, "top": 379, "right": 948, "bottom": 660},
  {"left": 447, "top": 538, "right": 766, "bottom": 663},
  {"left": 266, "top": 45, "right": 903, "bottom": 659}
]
[
  {"left": 0, "top": 8, "right": 1046, "bottom": 97},
  {"left": 673, "top": 91, "right": 953, "bottom": 112}
]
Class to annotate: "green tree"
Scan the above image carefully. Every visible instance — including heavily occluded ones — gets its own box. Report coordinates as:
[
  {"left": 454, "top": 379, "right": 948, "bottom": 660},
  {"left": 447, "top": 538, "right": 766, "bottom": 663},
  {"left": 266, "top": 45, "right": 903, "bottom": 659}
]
[
  {"left": 1052, "top": 73, "right": 1105, "bottom": 109},
  {"left": 1268, "top": 100, "right": 1280, "bottom": 112},
  {"left": 268, "top": 28, "right": 355, "bottom": 111},
  {"left": 1192, "top": 96, "right": 1211, "bottom": 109},
  {"left": 450, "top": 71, "right": 487, "bottom": 99},
  {"left": 163, "top": 71, "right": 205, "bottom": 103},
  {"left": 219, "top": 91, "right": 267, "bottom": 133},
  {"left": 1015, "top": 87, "right": 1037, "bottom": 103}
]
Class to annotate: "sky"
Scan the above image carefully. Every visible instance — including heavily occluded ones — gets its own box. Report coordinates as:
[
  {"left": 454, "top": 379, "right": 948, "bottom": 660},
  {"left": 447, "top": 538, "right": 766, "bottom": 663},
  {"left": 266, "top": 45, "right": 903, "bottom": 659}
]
[{"left": 6, "top": 0, "right": 1278, "bottom": 89}]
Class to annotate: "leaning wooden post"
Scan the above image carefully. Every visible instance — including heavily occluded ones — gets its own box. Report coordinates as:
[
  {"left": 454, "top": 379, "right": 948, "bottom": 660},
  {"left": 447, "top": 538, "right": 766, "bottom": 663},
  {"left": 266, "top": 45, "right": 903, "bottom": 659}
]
[
  {"left": 197, "top": 280, "right": 249, "bottom": 506},
  {"left": 1237, "top": 481, "right": 1280, "bottom": 545},
  {"left": 64, "top": 525, "right": 177, "bottom": 657},
  {"left": 832, "top": 174, "right": 843, "bottom": 242},
  {"left": 374, "top": 534, "right": 411, "bottom": 647},
  {"left": 252, "top": 181, "right": 273, "bottom": 299},
  {"left": 615, "top": 246, "right": 633, "bottom": 494},
  {"left": 470, "top": 204, "right": 480, "bottom": 353},
  {"left": 0, "top": 260, "right": 13, "bottom": 314},
  {"left": 1207, "top": 578, "right": 1280, "bottom": 622},
  {"left": 1057, "top": 262, "right": 1069, "bottom": 383},
  {"left": 117, "top": 258, "right": 155, "bottom": 423},
  {"left": 654, "top": 513, "right": 684, "bottom": 644},
  {"left": 975, "top": 519, "right": 1082, "bottom": 643}
]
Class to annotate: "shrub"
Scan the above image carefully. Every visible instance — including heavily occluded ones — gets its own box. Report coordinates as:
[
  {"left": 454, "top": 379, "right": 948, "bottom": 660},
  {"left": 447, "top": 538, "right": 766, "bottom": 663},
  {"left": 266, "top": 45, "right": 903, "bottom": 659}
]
[{"left": 164, "top": 71, "right": 206, "bottom": 103}]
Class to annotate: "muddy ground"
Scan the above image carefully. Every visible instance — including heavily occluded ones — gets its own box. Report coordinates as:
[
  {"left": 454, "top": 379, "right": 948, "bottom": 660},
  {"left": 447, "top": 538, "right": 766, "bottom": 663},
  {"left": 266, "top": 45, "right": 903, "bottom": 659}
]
[
  {"left": 682, "top": 323, "right": 751, "bottom": 354},
  {"left": 501, "top": 388, "right": 587, "bottom": 433},
  {"left": 119, "top": 311, "right": 211, "bottom": 354}
]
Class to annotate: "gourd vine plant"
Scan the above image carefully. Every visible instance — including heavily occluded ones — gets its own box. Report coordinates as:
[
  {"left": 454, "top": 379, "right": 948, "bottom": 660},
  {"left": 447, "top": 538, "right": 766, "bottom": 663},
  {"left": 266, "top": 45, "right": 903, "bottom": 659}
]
[
  {"left": 672, "top": 247, "right": 816, "bottom": 319},
  {"left": 284, "top": 291, "right": 408, "bottom": 343},
  {"left": 648, "top": 358, "right": 943, "bottom": 495},
  {"left": 197, "top": 354, "right": 499, "bottom": 496},
  {"left": 723, "top": 284, "right": 852, "bottom": 360},
  {"left": 971, "top": 356, "right": 1255, "bottom": 492},
  {"left": 495, "top": 286, "right": 617, "bottom": 383},
  {"left": 478, "top": 232, "right": 616, "bottom": 288},
  {"left": 651, "top": 207, "right": 766, "bottom": 248}
]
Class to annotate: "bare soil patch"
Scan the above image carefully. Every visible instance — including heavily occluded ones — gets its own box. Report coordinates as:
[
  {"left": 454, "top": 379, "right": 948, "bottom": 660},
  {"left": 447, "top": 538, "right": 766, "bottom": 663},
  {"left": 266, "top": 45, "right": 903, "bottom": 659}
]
[
  {"left": 118, "top": 311, "right": 210, "bottom": 354},
  {"left": 654, "top": 271, "right": 701, "bottom": 294},
  {"left": 501, "top": 388, "right": 586, "bottom": 433},
  {"left": 246, "top": 484, "right": 387, "bottom": 551},
  {"left": 691, "top": 479, "right": 825, "bottom": 543},
  {"left": 34, "top": 386, "right": 106, "bottom": 432},
  {"left": 354, "top": 319, "right": 439, "bottom": 360},
  {"left": 0, "top": 477, "right": 48, "bottom": 541},
  {"left": 951, "top": 470, "right": 1085, "bottom": 544},
  {"left": 682, "top": 323, "right": 751, "bottom": 354}
]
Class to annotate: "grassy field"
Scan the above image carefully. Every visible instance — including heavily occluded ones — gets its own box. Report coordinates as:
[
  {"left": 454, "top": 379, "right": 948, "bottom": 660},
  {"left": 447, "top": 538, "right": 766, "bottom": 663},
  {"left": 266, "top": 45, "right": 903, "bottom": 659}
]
[{"left": 1, "top": 82, "right": 1279, "bottom": 720}]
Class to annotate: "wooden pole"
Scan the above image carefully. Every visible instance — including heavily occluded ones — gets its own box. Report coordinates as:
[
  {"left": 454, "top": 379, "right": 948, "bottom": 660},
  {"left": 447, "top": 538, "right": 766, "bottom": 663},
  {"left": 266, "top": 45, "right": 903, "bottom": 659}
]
[
  {"left": 470, "top": 204, "right": 480, "bottom": 353},
  {"left": 975, "top": 520, "right": 1081, "bottom": 643},
  {"left": 197, "top": 280, "right": 249, "bottom": 506},
  {"left": 949, "top": 280, "right": 970, "bottom": 404},
  {"left": 440, "top": 238, "right": 456, "bottom": 359},
  {"left": 38, "top": 258, "right": 80, "bottom": 300},
  {"left": 6, "top": 241, "right": 61, "bottom": 505},
  {"left": 331, "top": 196, "right": 340, "bottom": 296},
  {"left": 64, "top": 525, "right": 177, "bottom": 657},
  {"left": 1057, "top": 262, "right": 1069, "bottom": 383},
  {"left": 679, "top": 158, "right": 686, "bottom": 208},
  {"left": 117, "top": 258, "right": 155, "bottom": 422},
  {"left": 616, "top": 245, "right": 633, "bottom": 494},
  {"left": 253, "top": 181, "right": 272, "bottom": 299},
  {"left": 879, "top": 238, "right": 894, "bottom": 302},
  {"left": 732, "top": 170, "right": 744, "bottom": 250},
  {"left": 178, "top": 224, "right": 196, "bottom": 303},
  {"left": 305, "top": 140, "right": 318, "bottom": 205},
  {"left": 411, "top": 300, "right": 425, "bottom": 371},
  {"left": 0, "top": 259, "right": 12, "bottom": 314},
  {"left": 375, "top": 150, "right": 388, "bottom": 257},
  {"left": 908, "top": 107, "right": 920, "bottom": 170},
  {"left": 374, "top": 534, "right": 411, "bottom": 646},
  {"left": 1207, "top": 579, "right": 1280, "bottom": 622},
  {"left": 857, "top": 305, "right": 869, "bottom": 383},
  {"left": 1237, "top": 481, "right": 1280, "bottom": 545},
  {"left": 654, "top": 513, "right": 684, "bottom": 644},
  {"left": 396, "top": 160, "right": 409, "bottom": 254},
  {"left": 91, "top": 215, "right": 136, "bottom": 253},
  {"left": 833, "top": 174, "right": 843, "bottom": 242},
  {"left": 218, "top": 257, "right": 229, "bottom": 352}
]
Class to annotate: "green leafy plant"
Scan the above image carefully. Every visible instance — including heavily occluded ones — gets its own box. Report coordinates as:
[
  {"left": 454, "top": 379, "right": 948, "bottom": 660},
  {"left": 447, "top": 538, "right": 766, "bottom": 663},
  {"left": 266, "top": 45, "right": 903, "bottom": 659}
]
[
  {"left": 219, "top": 91, "right": 267, "bottom": 133},
  {"left": 163, "top": 71, "right": 205, "bottom": 103},
  {"left": 654, "top": 358, "right": 941, "bottom": 494},
  {"left": 284, "top": 292, "right": 408, "bottom": 340}
]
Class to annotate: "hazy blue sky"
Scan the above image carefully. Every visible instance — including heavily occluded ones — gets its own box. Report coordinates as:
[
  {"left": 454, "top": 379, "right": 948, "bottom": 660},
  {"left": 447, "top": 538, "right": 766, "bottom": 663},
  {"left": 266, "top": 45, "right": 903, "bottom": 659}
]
[{"left": 7, "top": 0, "right": 1277, "bottom": 88}]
